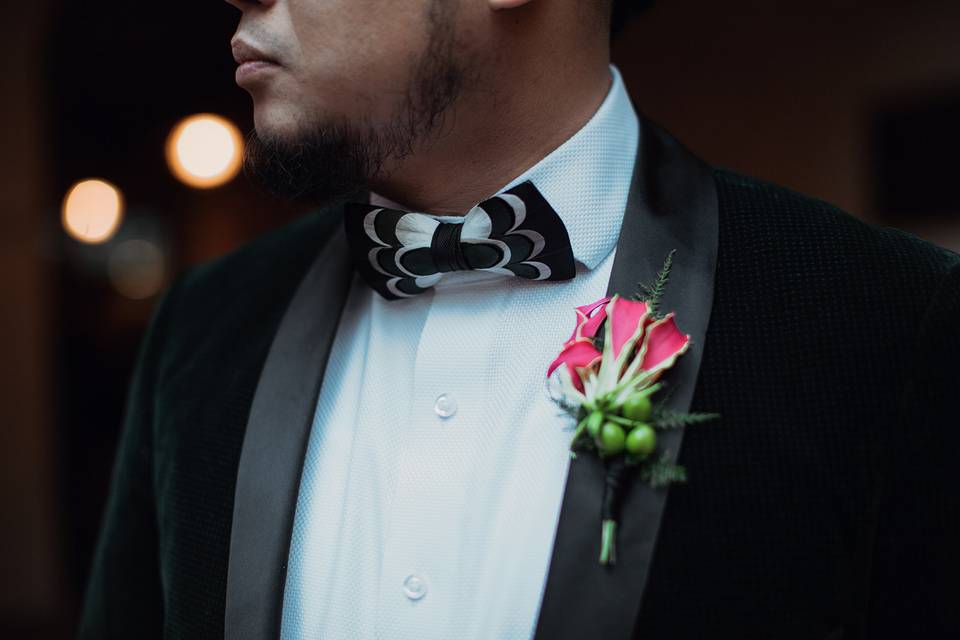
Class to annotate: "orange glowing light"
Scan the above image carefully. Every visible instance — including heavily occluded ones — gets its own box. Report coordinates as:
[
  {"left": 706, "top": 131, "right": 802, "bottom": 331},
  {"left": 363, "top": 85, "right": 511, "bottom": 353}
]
[
  {"left": 61, "top": 178, "right": 124, "bottom": 244},
  {"left": 166, "top": 113, "right": 243, "bottom": 189}
]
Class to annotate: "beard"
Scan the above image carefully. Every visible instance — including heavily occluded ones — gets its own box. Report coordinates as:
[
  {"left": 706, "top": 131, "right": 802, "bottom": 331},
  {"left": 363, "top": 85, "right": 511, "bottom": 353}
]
[{"left": 243, "top": 1, "right": 463, "bottom": 206}]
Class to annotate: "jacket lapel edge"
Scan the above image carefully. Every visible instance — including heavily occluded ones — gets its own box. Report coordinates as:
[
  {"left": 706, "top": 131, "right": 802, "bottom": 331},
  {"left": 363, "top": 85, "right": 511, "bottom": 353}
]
[
  {"left": 224, "top": 221, "right": 353, "bottom": 639},
  {"left": 533, "top": 113, "right": 720, "bottom": 640}
]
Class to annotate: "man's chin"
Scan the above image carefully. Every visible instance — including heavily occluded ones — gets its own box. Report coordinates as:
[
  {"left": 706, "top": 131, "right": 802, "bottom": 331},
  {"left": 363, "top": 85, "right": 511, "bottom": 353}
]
[
  {"left": 242, "top": 116, "right": 377, "bottom": 207},
  {"left": 251, "top": 104, "right": 304, "bottom": 144}
]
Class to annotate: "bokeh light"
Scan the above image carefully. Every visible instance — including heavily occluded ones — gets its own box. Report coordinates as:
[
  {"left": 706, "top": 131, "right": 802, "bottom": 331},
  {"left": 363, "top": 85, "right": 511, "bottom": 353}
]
[
  {"left": 107, "top": 239, "right": 167, "bottom": 300},
  {"left": 166, "top": 113, "right": 243, "bottom": 189},
  {"left": 61, "top": 179, "right": 124, "bottom": 244}
]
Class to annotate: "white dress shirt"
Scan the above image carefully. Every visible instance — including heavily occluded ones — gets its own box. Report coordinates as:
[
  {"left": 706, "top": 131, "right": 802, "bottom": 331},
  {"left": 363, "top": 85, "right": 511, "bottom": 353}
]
[{"left": 281, "top": 64, "right": 640, "bottom": 640}]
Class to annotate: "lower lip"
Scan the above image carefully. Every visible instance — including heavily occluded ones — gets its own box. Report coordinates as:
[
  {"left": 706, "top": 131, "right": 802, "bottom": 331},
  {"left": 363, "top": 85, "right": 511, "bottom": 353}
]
[{"left": 235, "top": 61, "right": 280, "bottom": 86}]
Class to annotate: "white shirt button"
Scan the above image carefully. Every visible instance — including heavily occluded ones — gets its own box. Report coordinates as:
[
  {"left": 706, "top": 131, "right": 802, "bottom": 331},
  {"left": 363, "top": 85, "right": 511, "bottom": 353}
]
[
  {"left": 434, "top": 393, "right": 457, "bottom": 418},
  {"left": 403, "top": 573, "right": 428, "bottom": 600}
]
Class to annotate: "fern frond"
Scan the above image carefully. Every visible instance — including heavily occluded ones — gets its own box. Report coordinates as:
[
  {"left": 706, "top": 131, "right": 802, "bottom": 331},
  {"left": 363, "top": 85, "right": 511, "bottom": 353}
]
[
  {"left": 632, "top": 249, "right": 676, "bottom": 320},
  {"left": 654, "top": 409, "right": 722, "bottom": 430},
  {"left": 649, "top": 383, "right": 676, "bottom": 417},
  {"left": 639, "top": 453, "right": 688, "bottom": 488}
]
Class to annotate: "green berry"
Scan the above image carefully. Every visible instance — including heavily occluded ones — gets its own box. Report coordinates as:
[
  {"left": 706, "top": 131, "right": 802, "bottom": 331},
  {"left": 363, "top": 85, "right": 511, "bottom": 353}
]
[
  {"left": 586, "top": 411, "right": 604, "bottom": 438},
  {"left": 622, "top": 393, "right": 653, "bottom": 422},
  {"left": 599, "top": 422, "right": 626, "bottom": 455},
  {"left": 626, "top": 424, "right": 657, "bottom": 457}
]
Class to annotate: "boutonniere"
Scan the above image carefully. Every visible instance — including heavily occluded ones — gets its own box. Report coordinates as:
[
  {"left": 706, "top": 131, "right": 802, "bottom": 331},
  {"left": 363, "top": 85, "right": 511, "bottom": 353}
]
[{"left": 547, "top": 250, "right": 720, "bottom": 566}]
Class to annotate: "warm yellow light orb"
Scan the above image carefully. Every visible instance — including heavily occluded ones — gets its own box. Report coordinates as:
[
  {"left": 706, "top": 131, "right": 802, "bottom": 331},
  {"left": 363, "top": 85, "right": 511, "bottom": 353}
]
[
  {"left": 62, "top": 178, "right": 124, "bottom": 244},
  {"left": 166, "top": 113, "right": 243, "bottom": 188}
]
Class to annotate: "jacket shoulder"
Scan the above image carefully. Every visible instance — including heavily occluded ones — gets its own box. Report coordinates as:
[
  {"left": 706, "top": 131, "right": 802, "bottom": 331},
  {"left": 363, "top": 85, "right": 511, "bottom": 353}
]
[
  {"left": 154, "top": 204, "right": 345, "bottom": 371},
  {"left": 178, "top": 204, "right": 343, "bottom": 303},
  {"left": 712, "top": 167, "right": 960, "bottom": 282},
  {"left": 709, "top": 167, "right": 960, "bottom": 356}
]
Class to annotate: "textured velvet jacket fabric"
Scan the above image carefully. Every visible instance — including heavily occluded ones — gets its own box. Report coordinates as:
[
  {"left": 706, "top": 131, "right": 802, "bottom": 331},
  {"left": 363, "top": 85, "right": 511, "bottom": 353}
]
[{"left": 79, "top": 120, "right": 960, "bottom": 639}]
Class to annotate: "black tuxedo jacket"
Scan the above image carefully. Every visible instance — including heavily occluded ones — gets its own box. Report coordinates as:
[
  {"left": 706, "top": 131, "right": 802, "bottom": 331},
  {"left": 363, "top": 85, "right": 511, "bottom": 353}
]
[{"left": 79, "top": 116, "right": 960, "bottom": 639}]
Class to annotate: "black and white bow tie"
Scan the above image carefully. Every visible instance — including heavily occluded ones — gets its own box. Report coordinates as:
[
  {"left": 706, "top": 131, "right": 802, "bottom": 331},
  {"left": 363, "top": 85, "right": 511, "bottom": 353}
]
[{"left": 343, "top": 181, "right": 576, "bottom": 300}]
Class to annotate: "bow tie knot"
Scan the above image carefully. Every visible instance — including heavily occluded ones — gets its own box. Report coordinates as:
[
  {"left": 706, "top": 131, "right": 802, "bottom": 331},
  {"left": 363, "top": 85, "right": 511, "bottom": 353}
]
[
  {"left": 344, "top": 181, "right": 576, "bottom": 300},
  {"left": 431, "top": 220, "right": 469, "bottom": 272}
]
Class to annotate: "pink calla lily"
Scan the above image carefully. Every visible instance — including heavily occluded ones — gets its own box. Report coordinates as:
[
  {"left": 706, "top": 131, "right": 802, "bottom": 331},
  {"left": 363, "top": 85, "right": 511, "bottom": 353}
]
[
  {"left": 547, "top": 340, "right": 602, "bottom": 392},
  {"left": 607, "top": 297, "right": 651, "bottom": 360},
  {"left": 548, "top": 294, "right": 690, "bottom": 396},
  {"left": 563, "top": 296, "right": 611, "bottom": 347},
  {"left": 639, "top": 313, "right": 690, "bottom": 374}
]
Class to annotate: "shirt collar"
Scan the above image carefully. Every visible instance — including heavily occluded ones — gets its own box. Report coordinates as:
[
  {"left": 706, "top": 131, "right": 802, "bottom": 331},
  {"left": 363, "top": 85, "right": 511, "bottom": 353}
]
[
  {"left": 370, "top": 64, "right": 639, "bottom": 272},
  {"left": 497, "top": 64, "right": 639, "bottom": 270}
]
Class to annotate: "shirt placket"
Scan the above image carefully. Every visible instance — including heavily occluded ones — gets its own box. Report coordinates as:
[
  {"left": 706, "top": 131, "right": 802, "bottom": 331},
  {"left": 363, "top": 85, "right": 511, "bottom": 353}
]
[{"left": 376, "top": 287, "right": 495, "bottom": 639}]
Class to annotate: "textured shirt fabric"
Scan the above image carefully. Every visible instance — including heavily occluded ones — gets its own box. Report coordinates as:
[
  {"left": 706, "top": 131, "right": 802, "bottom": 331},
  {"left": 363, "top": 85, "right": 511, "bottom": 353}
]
[{"left": 280, "top": 65, "right": 640, "bottom": 640}]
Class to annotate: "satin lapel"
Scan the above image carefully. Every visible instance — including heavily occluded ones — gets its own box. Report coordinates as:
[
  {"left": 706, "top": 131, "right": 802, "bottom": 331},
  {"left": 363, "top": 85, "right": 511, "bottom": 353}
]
[
  {"left": 532, "top": 115, "right": 720, "bottom": 640},
  {"left": 225, "top": 222, "right": 353, "bottom": 640}
]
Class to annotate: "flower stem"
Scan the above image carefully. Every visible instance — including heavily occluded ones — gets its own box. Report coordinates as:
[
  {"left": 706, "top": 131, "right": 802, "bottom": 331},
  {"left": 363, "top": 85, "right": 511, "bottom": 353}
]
[
  {"left": 605, "top": 414, "right": 637, "bottom": 428},
  {"left": 599, "top": 518, "right": 617, "bottom": 565},
  {"left": 599, "top": 457, "right": 631, "bottom": 566},
  {"left": 569, "top": 416, "right": 588, "bottom": 449}
]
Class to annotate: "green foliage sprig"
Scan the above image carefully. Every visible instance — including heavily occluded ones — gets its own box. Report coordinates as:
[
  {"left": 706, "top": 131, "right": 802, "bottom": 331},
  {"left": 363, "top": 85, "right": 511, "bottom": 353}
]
[
  {"left": 653, "top": 409, "right": 723, "bottom": 430},
  {"left": 632, "top": 248, "right": 676, "bottom": 320},
  {"left": 639, "top": 452, "right": 689, "bottom": 488}
]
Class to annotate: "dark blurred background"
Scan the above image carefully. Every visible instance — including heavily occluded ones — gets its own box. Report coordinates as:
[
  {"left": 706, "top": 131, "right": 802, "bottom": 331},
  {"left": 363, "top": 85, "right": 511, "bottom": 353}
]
[{"left": 2, "top": 1, "right": 959, "bottom": 637}]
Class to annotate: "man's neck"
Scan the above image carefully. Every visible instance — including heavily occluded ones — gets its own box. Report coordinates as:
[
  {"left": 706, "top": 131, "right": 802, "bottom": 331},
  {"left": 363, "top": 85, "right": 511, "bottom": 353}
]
[{"left": 369, "top": 58, "right": 613, "bottom": 215}]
